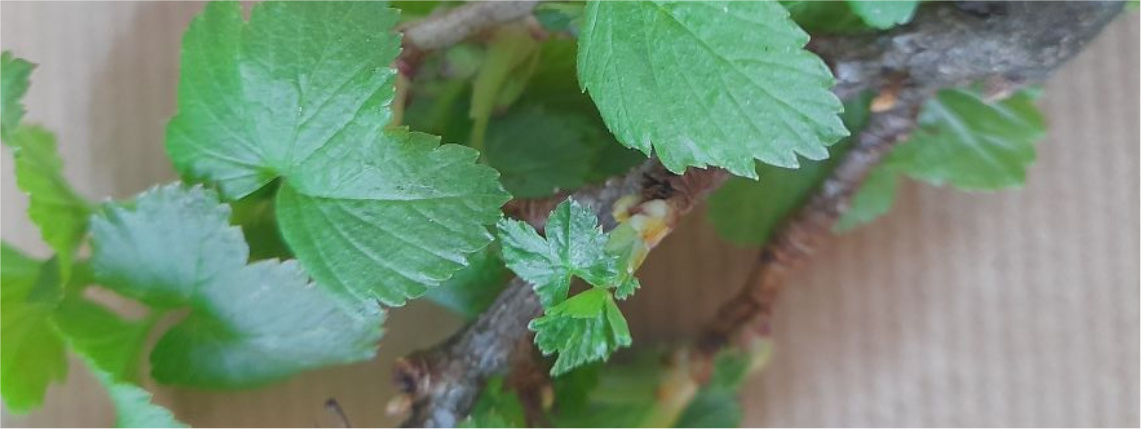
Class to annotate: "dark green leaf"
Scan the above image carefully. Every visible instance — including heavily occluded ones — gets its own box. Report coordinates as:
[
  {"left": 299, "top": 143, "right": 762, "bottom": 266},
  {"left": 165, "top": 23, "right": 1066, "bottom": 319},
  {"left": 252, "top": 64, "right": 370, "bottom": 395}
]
[
  {"left": 459, "top": 378, "right": 526, "bottom": 428},
  {"left": 484, "top": 105, "right": 597, "bottom": 198},
  {"left": 578, "top": 1, "right": 847, "bottom": 177},
  {"left": 423, "top": 246, "right": 510, "bottom": 319}
]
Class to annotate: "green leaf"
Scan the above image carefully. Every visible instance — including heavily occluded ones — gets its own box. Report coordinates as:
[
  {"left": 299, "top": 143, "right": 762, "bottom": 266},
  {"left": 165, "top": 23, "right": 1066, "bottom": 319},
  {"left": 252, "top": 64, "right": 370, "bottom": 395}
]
[
  {"left": 6, "top": 126, "right": 92, "bottom": 274},
  {"left": 484, "top": 105, "right": 597, "bottom": 198},
  {"left": 548, "top": 355, "right": 662, "bottom": 428},
  {"left": 530, "top": 288, "right": 631, "bottom": 376},
  {"left": 888, "top": 88, "right": 1046, "bottom": 190},
  {"left": 166, "top": 1, "right": 510, "bottom": 306},
  {"left": 469, "top": 24, "right": 541, "bottom": 151},
  {"left": 782, "top": 1, "right": 870, "bottom": 34},
  {"left": 91, "top": 184, "right": 382, "bottom": 388},
  {"left": 675, "top": 349, "right": 751, "bottom": 428},
  {"left": 85, "top": 360, "right": 187, "bottom": 428},
  {"left": 52, "top": 297, "right": 155, "bottom": 382},
  {"left": 846, "top": 1, "right": 918, "bottom": 29},
  {"left": 0, "top": 51, "right": 33, "bottom": 140},
  {"left": 459, "top": 378, "right": 526, "bottom": 428},
  {"left": 423, "top": 246, "right": 511, "bottom": 319},
  {"left": 497, "top": 199, "right": 616, "bottom": 307},
  {"left": 707, "top": 94, "right": 872, "bottom": 245},
  {"left": 834, "top": 164, "right": 900, "bottom": 232},
  {"left": 0, "top": 244, "right": 68, "bottom": 414},
  {"left": 578, "top": 1, "right": 847, "bottom": 177}
]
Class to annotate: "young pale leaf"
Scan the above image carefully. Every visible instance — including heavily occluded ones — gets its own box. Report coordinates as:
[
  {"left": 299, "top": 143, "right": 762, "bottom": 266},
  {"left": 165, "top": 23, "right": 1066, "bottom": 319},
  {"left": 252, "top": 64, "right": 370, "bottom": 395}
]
[
  {"left": 847, "top": 1, "right": 919, "bottom": 29},
  {"left": 834, "top": 165, "right": 900, "bottom": 232},
  {"left": 167, "top": 2, "right": 509, "bottom": 306},
  {"left": 91, "top": 184, "right": 383, "bottom": 388},
  {"left": 531, "top": 288, "right": 631, "bottom": 376},
  {"left": 0, "top": 244, "right": 68, "bottom": 414},
  {"left": 707, "top": 94, "right": 872, "bottom": 245},
  {"left": 888, "top": 89, "right": 1046, "bottom": 190},
  {"left": 6, "top": 126, "right": 92, "bottom": 273},
  {"left": 0, "top": 51, "right": 33, "bottom": 140},
  {"left": 497, "top": 199, "right": 616, "bottom": 307},
  {"left": 578, "top": 1, "right": 847, "bottom": 177},
  {"left": 85, "top": 360, "right": 187, "bottom": 428}
]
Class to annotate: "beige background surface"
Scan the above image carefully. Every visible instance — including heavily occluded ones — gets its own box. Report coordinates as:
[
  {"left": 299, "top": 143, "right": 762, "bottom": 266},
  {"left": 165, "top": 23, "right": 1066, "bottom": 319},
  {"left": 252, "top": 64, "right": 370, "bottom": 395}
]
[{"left": 1, "top": 2, "right": 1138, "bottom": 427}]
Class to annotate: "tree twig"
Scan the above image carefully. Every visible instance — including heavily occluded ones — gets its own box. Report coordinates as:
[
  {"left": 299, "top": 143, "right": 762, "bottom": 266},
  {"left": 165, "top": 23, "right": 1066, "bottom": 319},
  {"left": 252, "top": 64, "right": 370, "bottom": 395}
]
[{"left": 393, "top": 2, "right": 1125, "bottom": 426}]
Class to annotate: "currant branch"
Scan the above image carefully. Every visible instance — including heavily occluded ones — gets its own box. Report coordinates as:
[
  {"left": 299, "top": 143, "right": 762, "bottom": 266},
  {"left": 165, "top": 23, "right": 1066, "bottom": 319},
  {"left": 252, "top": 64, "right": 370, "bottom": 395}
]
[{"left": 389, "top": 2, "right": 1124, "bottom": 427}]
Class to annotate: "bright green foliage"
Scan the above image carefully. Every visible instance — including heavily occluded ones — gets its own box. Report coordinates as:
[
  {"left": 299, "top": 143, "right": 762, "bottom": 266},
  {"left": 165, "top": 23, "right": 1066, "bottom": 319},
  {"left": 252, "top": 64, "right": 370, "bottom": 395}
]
[
  {"left": 531, "top": 288, "right": 631, "bottom": 376},
  {"left": 847, "top": 1, "right": 919, "bottom": 29},
  {"left": 834, "top": 165, "right": 900, "bottom": 232},
  {"left": 0, "top": 51, "right": 33, "bottom": 140},
  {"left": 86, "top": 361, "right": 187, "bottom": 428},
  {"left": 707, "top": 94, "right": 872, "bottom": 245},
  {"left": 497, "top": 199, "right": 617, "bottom": 307},
  {"left": 0, "top": 245, "right": 68, "bottom": 414},
  {"left": 889, "top": 88, "right": 1046, "bottom": 190},
  {"left": 578, "top": 1, "right": 847, "bottom": 177},
  {"left": 485, "top": 106, "right": 598, "bottom": 198},
  {"left": 424, "top": 246, "right": 511, "bottom": 319},
  {"left": 53, "top": 297, "right": 154, "bottom": 382},
  {"left": 166, "top": 2, "right": 510, "bottom": 306},
  {"left": 90, "top": 184, "right": 383, "bottom": 387},
  {"left": 675, "top": 350, "right": 751, "bottom": 428},
  {"left": 4, "top": 126, "right": 92, "bottom": 271},
  {"left": 459, "top": 378, "right": 526, "bottom": 428}
]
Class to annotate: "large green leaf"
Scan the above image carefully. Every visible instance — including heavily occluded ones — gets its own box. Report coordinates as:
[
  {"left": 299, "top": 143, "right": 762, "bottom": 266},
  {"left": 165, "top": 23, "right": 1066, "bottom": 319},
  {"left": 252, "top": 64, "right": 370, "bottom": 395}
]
[
  {"left": 166, "top": 1, "right": 509, "bottom": 306},
  {"left": 90, "top": 184, "right": 382, "bottom": 387},
  {"left": 0, "top": 51, "right": 33, "bottom": 140},
  {"left": 0, "top": 244, "right": 68, "bottom": 414},
  {"left": 484, "top": 105, "right": 597, "bottom": 198},
  {"left": 888, "top": 88, "right": 1046, "bottom": 190},
  {"left": 578, "top": 1, "right": 847, "bottom": 177}
]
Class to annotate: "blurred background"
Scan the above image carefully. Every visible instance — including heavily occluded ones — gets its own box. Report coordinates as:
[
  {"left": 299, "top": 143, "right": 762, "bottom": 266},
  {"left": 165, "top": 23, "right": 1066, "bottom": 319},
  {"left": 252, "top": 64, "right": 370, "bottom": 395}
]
[{"left": 1, "top": 2, "right": 1137, "bottom": 427}]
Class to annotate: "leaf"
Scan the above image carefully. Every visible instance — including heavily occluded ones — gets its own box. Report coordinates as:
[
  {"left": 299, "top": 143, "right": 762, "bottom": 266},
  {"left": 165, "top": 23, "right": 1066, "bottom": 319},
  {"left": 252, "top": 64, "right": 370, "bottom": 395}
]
[
  {"left": 52, "top": 297, "right": 155, "bottom": 382},
  {"left": 423, "top": 246, "right": 511, "bottom": 319},
  {"left": 887, "top": 88, "right": 1046, "bottom": 190},
  {"left": 1, "top": 51, "right": 33, "bottom": 140},
  {"left": 91, "top": 184, "right": 382, "bottom": 387},
  {"left": 847, "top": 1, "right": 919, "bottom": 29},
  {"left": 834, "top": 164, "right": 900, "bottom": 232},
  {"left": 5, "top": 126, "right": 93, "bottom": 274},
  {"left": 548, "top": 355, "right": 662, "bottom": 428},
  {"left": 484, "top": 105, "right": 597, "bottom": 198},
  {"left": 578, "top": 1, "right": 847, "bottom": 177},
  {"left": 0, "top": 244, "right": 68, "bottom": 414},
  {"left": 459, "top": 378, "right": 526, "bottom": 428},
  {"left": 530, "top": 288, "right": 631, "bottom": 376},
  {"left": 166, "top": 1, "right": 510, "bottom": 306},
  {"left": 469, "top": 24, "right": 541, "bottom": 151},
  {"left": 497, "top": 199, "right": 617, "bottom": 307},
  {"left": 85, "top": 360, "right": 187, "bottom": 428},
  {"left": 782, "top": 1, "right": 870, "bottom": 34},
  {"left": 675, "top": 350, "right": 751, "bottom": 428},
  {"left": 707, "top": 94, "right": 873, "bottom": 245}
]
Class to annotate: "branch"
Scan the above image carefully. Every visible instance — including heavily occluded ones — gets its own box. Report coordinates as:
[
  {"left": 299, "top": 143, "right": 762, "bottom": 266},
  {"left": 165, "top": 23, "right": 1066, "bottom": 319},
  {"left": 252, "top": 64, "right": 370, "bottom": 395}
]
[
  {"left": 398, "top": 1, "right": 541, "bottom": 76},
  {"left": 393, "top": 2, "right": 1125, "bottom": 426}
]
